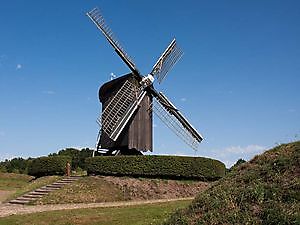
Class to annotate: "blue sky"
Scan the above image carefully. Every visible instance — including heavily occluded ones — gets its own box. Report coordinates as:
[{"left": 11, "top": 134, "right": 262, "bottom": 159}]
[{"left": 1, "top": 1, "right": 299, "bottom": 167}]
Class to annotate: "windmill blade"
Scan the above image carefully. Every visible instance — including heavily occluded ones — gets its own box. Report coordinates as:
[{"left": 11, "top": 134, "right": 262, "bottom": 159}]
[
  {"left": 150, "top": 39, "right": 183, "bottom": 84},
  {"left": 100, "top": 80, "right": 146, "bottom": 141},
  {"left": 86, "top": 7, "right": 138, "bottom": 75},
  {"left": 152, "top": 92, "right": 203, "bottom": 150}
]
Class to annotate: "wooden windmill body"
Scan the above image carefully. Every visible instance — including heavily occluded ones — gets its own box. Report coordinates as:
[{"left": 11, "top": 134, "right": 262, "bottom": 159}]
[{"left": 98, "top": 74, "right": 153, "bottom": 154}]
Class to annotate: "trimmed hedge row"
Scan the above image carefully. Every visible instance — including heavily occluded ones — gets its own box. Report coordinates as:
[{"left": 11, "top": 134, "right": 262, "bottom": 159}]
[
  {"left": 28, "top": 156, "right": 71, "bottom": 177},
  {"left": 85, "top": 155, "right": 225, "bottom": 180}
]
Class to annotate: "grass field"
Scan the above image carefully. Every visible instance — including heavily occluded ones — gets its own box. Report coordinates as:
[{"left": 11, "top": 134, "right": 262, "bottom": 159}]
[{"left": 0, "top": 200, "right": 191, "bottom": 225}]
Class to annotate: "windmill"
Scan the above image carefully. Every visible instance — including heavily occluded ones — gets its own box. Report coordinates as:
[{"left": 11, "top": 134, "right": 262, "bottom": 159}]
[{"left": 86, "top": 7, "right": 203, "bottom": 155}]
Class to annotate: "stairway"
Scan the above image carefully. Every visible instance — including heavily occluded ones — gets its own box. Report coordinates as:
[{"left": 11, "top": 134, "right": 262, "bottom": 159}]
[{"left": 9, "top": 176, "right": 81, "bottom": 205}]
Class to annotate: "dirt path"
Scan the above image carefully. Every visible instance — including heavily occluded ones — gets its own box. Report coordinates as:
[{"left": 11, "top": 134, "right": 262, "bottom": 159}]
[{"left": 0, "top": 197, "right": 193, "bottom": 218}]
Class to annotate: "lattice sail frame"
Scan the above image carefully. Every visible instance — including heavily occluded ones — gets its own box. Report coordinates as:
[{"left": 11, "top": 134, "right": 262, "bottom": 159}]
[
  {"left": 151, "top": 98, "right": 200, "bottom": 150},
  {"left": 151, "top": 39, "right": 183, "bottom": 84},
  {"left": 97, "top": 80, "right": 145, "bottom": 143},
  {"left": 87, "top": 8, "right": 137, "bottom": 73}
]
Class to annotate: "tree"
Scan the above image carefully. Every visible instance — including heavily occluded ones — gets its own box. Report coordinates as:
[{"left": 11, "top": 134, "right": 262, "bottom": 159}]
[
  {"left": 0, "top": 157, "right": 31, "bottom": 174},
  {"left": 51, "top": 148, "right": 94, "bottom": 170}
]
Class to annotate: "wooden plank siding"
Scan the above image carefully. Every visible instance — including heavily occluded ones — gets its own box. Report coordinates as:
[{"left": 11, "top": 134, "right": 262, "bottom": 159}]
[{"left": 99, "top": 73, "right": 153, "bottom": 152}]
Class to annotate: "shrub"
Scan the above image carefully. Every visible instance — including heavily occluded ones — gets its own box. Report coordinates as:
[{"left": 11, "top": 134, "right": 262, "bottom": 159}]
[
  {"left": 85, "top": 155, "right": 225, "bottom": 180},
  {"left": 28, "top": 156, "right": 71, "bottom": 177}
]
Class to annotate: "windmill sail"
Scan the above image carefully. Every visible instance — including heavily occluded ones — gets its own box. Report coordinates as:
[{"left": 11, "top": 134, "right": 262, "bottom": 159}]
[
  {"left": 86, "top": 8, "right": 138, "bottom": 75},
  {"left": 100, "top": 80, "right": 145, "bottom": 141},
  {"left": 151, "top": 39, "right": 183, "bottom": 84},
  {"left": 152, "top": 92, "right": 203, "bottom": 149}
]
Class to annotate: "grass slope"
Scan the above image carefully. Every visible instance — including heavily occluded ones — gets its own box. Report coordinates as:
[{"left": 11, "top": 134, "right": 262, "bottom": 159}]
[
  {"left": 0, "top": 173, "right": 33, "bottom": 191},
  {"left": 0, "top": 200, "right": 191, "bottom": 225},
  {"left": 37, "top": 176, "right": 124, "bottom": 204},
  {"left": 164, "top": 141, "right": 300, "bottom": 225},
  {"left": 37, "top": 176, "right": 208, "bottom": 205},
  {"left": 0, "top": 173, "right": 34, "bottom": 202},
  {"left": 0, "top": 173, "right": 61, "bottom": 203}
]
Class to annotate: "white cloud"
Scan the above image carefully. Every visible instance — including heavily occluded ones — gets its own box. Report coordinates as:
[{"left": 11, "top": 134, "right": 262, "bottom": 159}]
[
  {"left": 208, "top": 144, "right": 266, "bottom": 168},
  {"left": 0, "top": 153, "right": 17, "bottom": 162},
  {"left": 224, "top": 145, "right": 265, "bottom": 154},
  {"left": 43, "top": 90, "right": 56, "bottom": 95},
  {"left": 16, "top": 64, "right": 22, "bottom": 70},
  {"left": 180, "top": 97, "right": 187, "bottom": 102},
  {"left": 173, "top": 151, "right": 198, "bottom": 157}
]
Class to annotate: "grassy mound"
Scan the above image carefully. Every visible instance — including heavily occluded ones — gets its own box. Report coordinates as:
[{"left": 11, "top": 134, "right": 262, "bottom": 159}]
[
  {"left": 0, "top": 173, "right": 34, "bottom": 191},
  {"left": 163, "top": 141, "right": 300, "bottom": 225},
  {"left": 0, "top": 173, "right": 35, "bottom": 203},
  {"left": 37, "top": 176, "right": 124, "bottom": 204},
  {"left": 0, "top": 172, "right": 61, "bottom": 203},
  {"left": 36, "top": 176, "right": 209, "bottom": 204}
]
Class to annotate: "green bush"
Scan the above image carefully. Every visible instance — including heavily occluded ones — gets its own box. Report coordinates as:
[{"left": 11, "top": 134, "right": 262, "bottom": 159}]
[
  {"left": 28, "top": 156, "right": 71, "bottom": 177},
  {"left": 85, "top": 155, "right": 225, "bottom": 180}
]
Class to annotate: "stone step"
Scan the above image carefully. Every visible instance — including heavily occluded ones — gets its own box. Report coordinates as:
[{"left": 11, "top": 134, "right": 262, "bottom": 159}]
[
  {"left": 35, "top": 188, "right": 53, "bottom": 193},
  {"left": 15, "top": 196, "right": 35, "bottom": 201},
  {"left": 63, "top": 176, "right": 80, "bottom": 180},
  {"left": 28, "top": 191, "right": 47, "bottom": 196},
  {"left": 46, "top": 184, "right": 64, "bottom": 188},
  {"left": 53, "top": 181, "right": 72, "bottom": 185},
  {"left": 9, "top": 199, "right": 31, "bottom": 204},
  {"left": 53, "top": 180, "right": 74, "bottom": 184},
  {"left": 9, "top": 176, "right": 82, "bottom": 205},
  {"left": 41, "top": 187, "right": 60, "bottom": 192},
  {"left": 61, "top": 179, "right": 78, "bottom": 182},
  {"left": 41, "top": 185, "right": 60, "bottom": 189},
  {"left": 23, "top": 194, "right": 44, "bottom": 198}
]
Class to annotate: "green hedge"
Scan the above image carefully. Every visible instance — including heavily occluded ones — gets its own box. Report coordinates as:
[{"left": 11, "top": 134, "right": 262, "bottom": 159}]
[
  {"left": 28, "top": 156, "right": 71, "bottom": 177},
  {"left": 85, "top": 155, "right": 225, "bottom": 180}
]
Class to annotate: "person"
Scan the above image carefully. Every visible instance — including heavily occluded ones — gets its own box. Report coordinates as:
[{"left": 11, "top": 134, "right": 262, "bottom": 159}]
[{"left": 66, "top": 162, "right": 71, "bottom": 176}]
